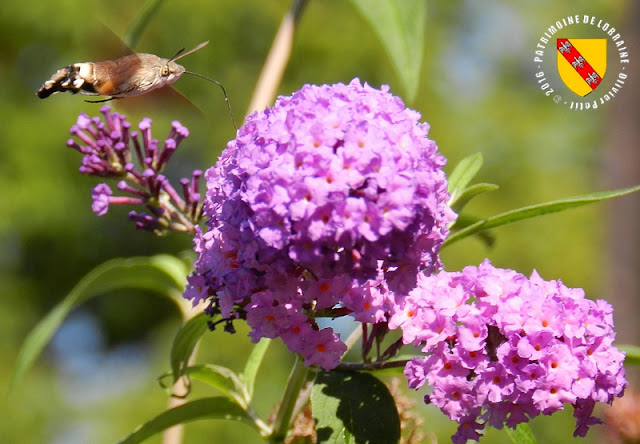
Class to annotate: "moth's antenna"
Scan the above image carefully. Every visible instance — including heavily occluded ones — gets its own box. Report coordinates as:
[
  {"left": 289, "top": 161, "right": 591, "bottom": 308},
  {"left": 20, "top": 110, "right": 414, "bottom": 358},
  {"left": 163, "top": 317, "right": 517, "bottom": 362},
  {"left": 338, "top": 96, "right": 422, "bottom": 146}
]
[
  {"left": 170, "top": 41, "right": 210, "bottom": 63},
  {"left": 184, "top": 71, "right": 237, "bottom": 130}
]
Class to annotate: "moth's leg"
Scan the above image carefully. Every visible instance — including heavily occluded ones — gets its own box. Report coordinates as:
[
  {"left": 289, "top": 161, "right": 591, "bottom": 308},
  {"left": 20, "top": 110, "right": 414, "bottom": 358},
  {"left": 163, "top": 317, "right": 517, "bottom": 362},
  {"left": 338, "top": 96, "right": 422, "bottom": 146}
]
[{"left": 84, "top": 97, "right": 121, "bottom": 103}]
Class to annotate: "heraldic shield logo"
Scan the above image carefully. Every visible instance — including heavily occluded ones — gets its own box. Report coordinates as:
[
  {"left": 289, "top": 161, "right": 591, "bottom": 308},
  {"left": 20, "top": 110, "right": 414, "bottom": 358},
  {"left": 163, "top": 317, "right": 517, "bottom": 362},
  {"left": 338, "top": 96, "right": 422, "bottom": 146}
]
[{"left": 557, "top": 38, "right": 607, "bottom": 97}]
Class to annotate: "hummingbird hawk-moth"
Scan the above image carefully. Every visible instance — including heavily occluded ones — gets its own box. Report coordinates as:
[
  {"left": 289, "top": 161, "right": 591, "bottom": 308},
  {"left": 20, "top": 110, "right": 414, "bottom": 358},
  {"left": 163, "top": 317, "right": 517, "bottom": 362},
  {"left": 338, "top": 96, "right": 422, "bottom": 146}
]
[
  {"left": 36, "top": 41, "right": 210, "bottom": 101},
  {"left": 37, "top": 41, "right": 236, "bottom": 127}
]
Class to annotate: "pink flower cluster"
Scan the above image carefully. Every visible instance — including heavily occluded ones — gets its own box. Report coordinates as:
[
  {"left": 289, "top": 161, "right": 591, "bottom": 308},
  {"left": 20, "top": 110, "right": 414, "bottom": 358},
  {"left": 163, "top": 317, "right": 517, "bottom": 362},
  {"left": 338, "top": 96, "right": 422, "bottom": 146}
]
[
  {"left": 390, "top": 260, "right": 627, "bottom": 443},
  {"left": 185, "top": 79, "right": 455, "bottom": 369},
  {"left": 67, "top": 106, "right": 202, "bottom": 234}
]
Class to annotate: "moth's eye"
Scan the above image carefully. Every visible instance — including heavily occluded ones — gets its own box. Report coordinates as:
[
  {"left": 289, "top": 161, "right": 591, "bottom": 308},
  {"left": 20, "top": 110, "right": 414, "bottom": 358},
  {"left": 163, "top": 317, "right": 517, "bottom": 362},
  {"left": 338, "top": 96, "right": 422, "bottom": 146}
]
[{"left": 161, "top": 66, "right": 170, "bottom": 76}]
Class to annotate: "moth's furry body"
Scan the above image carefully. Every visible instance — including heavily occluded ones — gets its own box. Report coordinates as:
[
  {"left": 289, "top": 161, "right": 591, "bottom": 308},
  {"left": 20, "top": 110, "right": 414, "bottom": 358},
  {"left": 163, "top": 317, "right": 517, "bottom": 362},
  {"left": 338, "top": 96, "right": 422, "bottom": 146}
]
[
  {"left": 36, "top": 42, "right": 237, "bottom": 129},
  {"left": 37, "top": 44, "right": 203, "bottom": 100}
]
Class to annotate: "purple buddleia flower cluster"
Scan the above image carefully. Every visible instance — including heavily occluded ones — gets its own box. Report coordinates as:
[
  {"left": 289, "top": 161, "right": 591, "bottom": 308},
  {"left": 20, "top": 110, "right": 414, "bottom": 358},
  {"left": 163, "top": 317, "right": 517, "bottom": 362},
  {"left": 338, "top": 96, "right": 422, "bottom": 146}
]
[
  {"left": 389, "top": 260, "right": 627, "bottom": 443},
  {"left": 185, "top": 79, "right": 456, "bottom": 369},
  {"left": 67, "top": 106, "right": 203, "bottom": 234},
  {"left": 61, "top": 80, "right": 628, "bottom": 441}
]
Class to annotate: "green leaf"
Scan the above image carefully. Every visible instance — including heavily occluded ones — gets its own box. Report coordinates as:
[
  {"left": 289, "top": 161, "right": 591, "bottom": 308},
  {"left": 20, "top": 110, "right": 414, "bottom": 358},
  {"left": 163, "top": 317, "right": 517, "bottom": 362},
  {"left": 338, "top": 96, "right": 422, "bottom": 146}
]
[
  {"left": 619, "top": 344, "right": 640, "bottom": 367},
  {"left": 450, "top": 212, "right": 483, "bottom": 230},
  {"left": 170, "top": 313, "right": 210, "bottom": 383},
  {"left": 11, "top": 255, "right": 189, "bottom": 392},
  {"left": 149, "top": 254, "right": 191, "bottom": 290},
  {"left": 116, "top": 397, "right": 257, "bottom": 444},
  {"left": 444, "top": 184, "right": 640, "bottom": 247},
  {"left": 183, "top": 365, "right": 247, "bottom": 407},
  {"left": 312, "top": 370, "right": 400, "bottom": 444},
  {"left": 447, "top": 153, "right": 484, "bottom": 202},
  {"left": 349, "top": 0, "right": 426, "bottom": 102},
  {"left": 504, "top": 423, "right": 538, "bottom": 444},
  {"left": 451, "top": 183, "right": 499, "bottom": 214},
  {"left": 448, "top": 214, "right": 496, "bottom": 247},
  {"left": 123, "top": 0, "right": 166, "bottom": 49},
  {"left": 241, "top": 338, "right": 271, "bottom": 400},
  {"left": 158, "top": 364, "right": 249, "bottom": 407}
]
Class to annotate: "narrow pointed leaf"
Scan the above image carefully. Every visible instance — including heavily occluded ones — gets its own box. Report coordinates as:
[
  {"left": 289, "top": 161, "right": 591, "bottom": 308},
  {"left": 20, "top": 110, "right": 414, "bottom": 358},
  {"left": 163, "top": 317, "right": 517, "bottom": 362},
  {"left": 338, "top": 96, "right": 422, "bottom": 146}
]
[
  {"left": 241, "top": 338, "right": 271, "bottom": 400},
  {"left": 447, "top": 153, "right": 484, "bottom": 201},
  {"left": 444, "top": 184, "right": 640, "bottom": 247},
  {"left": 446, "top": 213, "right": 496, "bottom": 249},
  {"left": 11, "top": 255, "right": 189, "bottom": 391},
  {"left": 184, "top": 365, "right": 247, "bottom": 406},
  {"left": 349, "top": 0, "right": 426, "bottom": 101},
  {"left": 505, "top": 423, "right": 537, "bottom": 444},
  {"left": 450, "top": 212, "right": 484, "bottom": 231},
  {"left": 312, "top": 370, "right": 400, "bottom": 444},
  {"left": 158, "top": 365, "right": 247, "bottom": 406},
  {"left": 170, "top": 313, "right": 210, "bottom": 383},
  {"left": 123, "top": 0, "right": 166, "bottom": 49},
  {"left": 117, "top": 397, "right": 257, "bottom": 444},
  {"left": 451, "top": 183, "right": 499, "bottom": 213}
]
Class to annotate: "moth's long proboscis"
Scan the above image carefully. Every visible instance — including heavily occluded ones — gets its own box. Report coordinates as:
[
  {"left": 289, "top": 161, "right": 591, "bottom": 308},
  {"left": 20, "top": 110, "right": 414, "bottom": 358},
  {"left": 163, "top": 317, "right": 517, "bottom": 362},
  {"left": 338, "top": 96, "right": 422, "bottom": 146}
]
[{"left": 185, "top": 70, "right": 237, "bottom": 130}]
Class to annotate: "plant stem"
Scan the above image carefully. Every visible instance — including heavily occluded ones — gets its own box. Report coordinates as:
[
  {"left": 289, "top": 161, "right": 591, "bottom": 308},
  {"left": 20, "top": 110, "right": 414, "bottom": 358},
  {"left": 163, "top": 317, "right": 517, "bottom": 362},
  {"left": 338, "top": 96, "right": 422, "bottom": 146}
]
[
  {"left": 246, "top": 0, "right": 310, "bottom": 115},
  {"left": 269, "top": 355, "right": 309, "bottom": 443},
  {"left": 162, "top": 297, "right": 203, "bottom": 444},
  {"left": 336, "top": 360, "right": 408, "bottom": 372}
]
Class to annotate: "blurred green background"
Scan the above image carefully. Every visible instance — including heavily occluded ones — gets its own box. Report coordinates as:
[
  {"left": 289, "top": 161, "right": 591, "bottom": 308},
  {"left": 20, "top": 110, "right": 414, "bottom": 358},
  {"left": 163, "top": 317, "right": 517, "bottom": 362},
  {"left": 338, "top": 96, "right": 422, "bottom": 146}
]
[{"left": 2, "top": 0, "right": 638, "bottom": 443}]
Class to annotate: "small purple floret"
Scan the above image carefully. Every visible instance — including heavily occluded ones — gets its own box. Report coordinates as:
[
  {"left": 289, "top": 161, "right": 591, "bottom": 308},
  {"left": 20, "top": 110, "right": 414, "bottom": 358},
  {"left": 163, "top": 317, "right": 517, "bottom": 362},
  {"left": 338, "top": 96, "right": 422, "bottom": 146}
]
[{"left": 91, "top": 183, "right": 112, "bottom": 216}]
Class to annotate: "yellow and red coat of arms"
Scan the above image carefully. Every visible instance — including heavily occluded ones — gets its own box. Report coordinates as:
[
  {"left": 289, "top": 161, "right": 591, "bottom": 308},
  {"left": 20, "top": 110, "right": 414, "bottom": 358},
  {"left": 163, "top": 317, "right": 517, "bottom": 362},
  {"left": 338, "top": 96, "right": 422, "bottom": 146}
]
[{"left": 556, "top": 38, "right": 607, "bottom": 97}]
